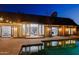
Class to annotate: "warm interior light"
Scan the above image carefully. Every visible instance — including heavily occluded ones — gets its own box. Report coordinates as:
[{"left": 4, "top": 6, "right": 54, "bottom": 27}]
[
  {"left": 66, "top": 28, "right": 68, "bottom": 31},
  {"left": 47, "top": 27, "right": 50, "bottom": 31},
  {"left": 9, "top": 21, "right": 12, "bottom": 23},
  {"left": 59, "top": 28, "right": 62, "bottom": 31},
  {"left": 13, "top": 27, "right": 17, "bottom": 37},
  {"left": 71, "top": 40, "right": 76, "bottom": 44},
  {"left": 0, "top": 17, "right": 3, "bottom": 21},
  {"left": 23, "top": 24, "right": 25, "bottom": 28},
  {"left": 6, "top": 20, "right": 9, "bottom": 23},
  {"left": 66, "top": 28, "right": 70, "bottom": 31},
  {"left": 59, "top": 42, "right": 62, "bottom": 45},
  {"left": 66, "top": 40, "right": 70, "bottom": 44},
  {"left": 14, "top": 27, "right": 17, "bottom": 31},
  {"left": 47, "top": 42, "right": 50, "bottom": 46},
  {"left": 72, "top": 28, "right": 76, "bottom": 31},
  {"left": 22, "top": 24, "right": 25, "bottom": 36}
]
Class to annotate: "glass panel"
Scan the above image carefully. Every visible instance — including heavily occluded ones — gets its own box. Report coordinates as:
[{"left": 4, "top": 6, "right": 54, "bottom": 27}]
[
  {"left": 52, "top": 27, "right": 58, "bottom": 36},
  {"left": 30, "top": 46, "right": 38, "bottom": 52},
  {"left": 0, "top": 27, "right": 1, "bottom": 37},
  {"left": 66, "top": 28, "right": 71, "bottom": 35},
  {"left": 66, "top": 40, "right": 71, "bottom": 44},
  {"left": 26, "top": 47, "right": 30, "bottom": 52},
  {"left": 25, "top": 24, "right": 44, "bottom": 37},
  {"left": 2, "top": 26, "right": 11, "bottom": 37},
  {"left": 30, "top": 24, "right": 38, "bottom": 36},
  {"left": 22, "top": 24, "right": 26, "bottom": 36},
  {"left": 51, "top": 41, "right": 58, "bottom": 46},
  {"left": 22, "top": 47, "right": 26, "bottom": 52},
  {"left": 26, "top": 24, "right": 30, "bottom": 35},
  {"left": 38, "top": 25, "right": 42, "bottom": 35},
  {"left": 41, "top": 25, "right": 44, "bottom": 35},
  {"left": 71, "top": 28, "right": 76, "bottom": 35},
  {"left": 13, "top": 26, "right": 18, "bottom": 37}
]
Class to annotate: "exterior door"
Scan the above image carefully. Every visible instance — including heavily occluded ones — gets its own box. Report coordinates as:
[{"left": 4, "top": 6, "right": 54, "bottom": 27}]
[
  {"left": 25, "top": 24, "right": 44, "bottom": 38},
  {"left": 30, "top": 24, "right": 38, "bottom": 37},
  {"left": 2, "top": 26, "right": 11, "bottom": 37},
  {"left": 52, "top": 27, "right": 58, "bottom": 36}
]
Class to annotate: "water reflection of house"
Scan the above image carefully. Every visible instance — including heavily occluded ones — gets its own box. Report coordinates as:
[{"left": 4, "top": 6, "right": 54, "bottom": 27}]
[{"left": 0, "top": 12, "right": 78, "bottom": 38}]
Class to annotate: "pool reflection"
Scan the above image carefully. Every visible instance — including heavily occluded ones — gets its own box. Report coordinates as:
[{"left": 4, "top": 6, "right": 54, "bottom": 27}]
[{"left": 20, "top": 39, "right": 79, "bottom": 55}]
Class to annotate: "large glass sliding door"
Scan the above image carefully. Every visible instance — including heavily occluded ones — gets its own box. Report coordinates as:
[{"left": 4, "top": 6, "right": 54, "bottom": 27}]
[
  {"left": 52, "top": 27, "right": 58, "bottom": 36},
  {"left": 66, "top": 28, "right": 76, "bottom": 35},
  {"left": 25, "top": 24, "right": 44, "bottom": 38},
  {"left": 30, "top": 24, "right": 38, "bottom": 37}
]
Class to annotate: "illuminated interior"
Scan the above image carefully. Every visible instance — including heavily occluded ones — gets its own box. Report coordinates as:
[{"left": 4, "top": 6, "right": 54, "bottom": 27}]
[
  {"left": 2, "top": 26, "right": 11, "bottom": 37},
  {"left": 25, "top": 24, "right": 44, "bottom": 38},
  {"left": 52, "top": 27, "right": 58, "bottom": 36},
  {"left": 66, "top": 27, "right": 76, "bottom": 35},
  {"left": 0, "top": 21, "right": 77, "bottom": 38}
]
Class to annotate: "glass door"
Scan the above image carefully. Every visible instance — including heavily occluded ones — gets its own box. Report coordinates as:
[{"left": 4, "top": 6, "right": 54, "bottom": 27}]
[
  {"left": 2, "top": 26, "right": 11, "bottom": 37},
  {"left": 25, "top": 24, "right": 44, "bottom": 38},
  {"left": 52, "top": 27, "right": 58, "bottom": 36},
  {"left": 30, "top": 24, "right": 38, "bottom": 37}
]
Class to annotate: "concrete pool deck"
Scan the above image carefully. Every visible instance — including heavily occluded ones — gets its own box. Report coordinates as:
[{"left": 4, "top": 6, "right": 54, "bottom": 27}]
[{"left": 0, "top": 36, "right": 79, "bottom": 55}]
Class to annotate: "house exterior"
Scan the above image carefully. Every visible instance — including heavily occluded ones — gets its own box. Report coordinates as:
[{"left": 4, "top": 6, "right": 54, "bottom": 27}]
[{"left": 0, "top": 12, "right": 77, "bottom": 38}]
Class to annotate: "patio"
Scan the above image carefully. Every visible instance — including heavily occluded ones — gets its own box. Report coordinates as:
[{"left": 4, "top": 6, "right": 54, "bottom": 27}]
[{"left": 0, "top": 36, "right": 79, "bottom": 55}]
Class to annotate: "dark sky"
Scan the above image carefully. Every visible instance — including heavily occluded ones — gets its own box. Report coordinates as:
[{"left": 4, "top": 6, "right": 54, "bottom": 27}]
[{"left": 0, "top": 4, "right": 79, "bottom": 24}]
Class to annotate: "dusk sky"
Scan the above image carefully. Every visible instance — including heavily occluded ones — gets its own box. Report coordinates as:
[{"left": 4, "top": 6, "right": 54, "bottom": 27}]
[{"left": 0, "top": 4, "right": 79, "bottom": 24}]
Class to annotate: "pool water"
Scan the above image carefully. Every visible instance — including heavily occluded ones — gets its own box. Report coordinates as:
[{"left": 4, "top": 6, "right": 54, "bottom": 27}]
[
  {"left": 21, "top": 40, "right": 79, "bottom": 55},
  {"left": 44, "top": 47, "right": 79, "bottom": 55},
  {"left": 41, "top": 41, "right": 79, "bottom": 55}
]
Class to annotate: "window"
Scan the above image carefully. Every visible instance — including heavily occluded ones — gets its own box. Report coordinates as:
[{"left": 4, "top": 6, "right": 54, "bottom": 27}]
[
  {"left": 30, "top": 24, "right": 38, "bottom": 36},
  {"left": 26, "top": 24, "right": 30, "bottom": 35},
  {"left": 25, "top": 24, "right": 44, "bottom": 37},
  {"left": 2, "top": 26, "right": 11, "bottom": 37}
]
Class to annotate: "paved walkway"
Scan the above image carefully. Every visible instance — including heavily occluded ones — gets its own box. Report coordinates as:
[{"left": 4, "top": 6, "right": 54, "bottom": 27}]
[{"left": 0, "top": 36, "right": 79, "bottom": 55}]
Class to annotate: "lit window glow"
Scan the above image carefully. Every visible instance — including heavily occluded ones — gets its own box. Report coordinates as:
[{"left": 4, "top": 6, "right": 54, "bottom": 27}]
[
  {"left": 25, "top": 24, "right": 44, "bottom": 37},
  {"left": 59, "top": 42, "right": 62, "bottom": 45},
  {"left": 59, "top": 28, "right": 62, "bottom": 32},
  {"left": 0, "top": 17, "right": 3, "bottom": 21},
  {"left": 66, "top": 40, "right": 70, "bottom": 44}
]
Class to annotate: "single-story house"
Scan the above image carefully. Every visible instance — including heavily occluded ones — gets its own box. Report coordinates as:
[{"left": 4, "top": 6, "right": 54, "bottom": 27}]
[{"left": 0, "top": 12, "right": 77, "bottom": 38}]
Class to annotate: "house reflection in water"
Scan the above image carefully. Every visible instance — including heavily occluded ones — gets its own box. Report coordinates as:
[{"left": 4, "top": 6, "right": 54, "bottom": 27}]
[
  {"left": 20, "top": 39, "right": 78, "bottom": 55},
  {"left": 42, "top": 39, "right": 77, "bottom": 48},
  {"left": 0, "top": 12, "right": 78, "bottom": 38}
]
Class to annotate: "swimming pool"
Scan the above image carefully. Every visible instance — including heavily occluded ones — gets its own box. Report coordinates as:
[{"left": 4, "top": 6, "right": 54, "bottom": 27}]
[{"left": 20, "top": 39, "right": 79, "bottom": 55}]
